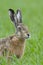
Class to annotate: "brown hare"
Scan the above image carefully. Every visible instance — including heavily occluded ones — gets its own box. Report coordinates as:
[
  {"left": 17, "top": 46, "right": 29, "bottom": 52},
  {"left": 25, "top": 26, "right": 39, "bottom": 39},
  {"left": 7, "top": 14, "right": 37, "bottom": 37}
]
[{"left": 0, "top": 9, "right": 30, "bottom": 58}]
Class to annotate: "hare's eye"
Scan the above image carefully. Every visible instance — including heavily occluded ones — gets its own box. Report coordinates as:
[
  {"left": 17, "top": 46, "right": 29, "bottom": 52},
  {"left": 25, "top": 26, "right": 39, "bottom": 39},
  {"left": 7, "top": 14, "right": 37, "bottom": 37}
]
[
  {"left": 18, "top": 27, "right": 21, "bottom": 30},
  {"left": 17, "top": 26, "right": 22, "bottom": 31}
]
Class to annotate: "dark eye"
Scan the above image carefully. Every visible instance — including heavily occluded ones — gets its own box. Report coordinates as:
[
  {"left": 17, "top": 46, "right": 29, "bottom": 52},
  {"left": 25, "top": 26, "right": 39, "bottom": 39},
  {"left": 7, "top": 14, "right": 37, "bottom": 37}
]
[
  {"left": 17, "top": 26, "right": 22, "bottom": 31},
  {"left": 18, "top": 27, "right": 21, "bottom": 30}
]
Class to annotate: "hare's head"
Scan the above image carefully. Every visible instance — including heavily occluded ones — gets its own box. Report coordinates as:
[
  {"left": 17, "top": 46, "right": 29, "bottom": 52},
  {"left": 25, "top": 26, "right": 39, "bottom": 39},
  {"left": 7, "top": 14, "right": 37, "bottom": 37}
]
[{"left": 8, "top": 9, "right": 30, "bottom": 39}]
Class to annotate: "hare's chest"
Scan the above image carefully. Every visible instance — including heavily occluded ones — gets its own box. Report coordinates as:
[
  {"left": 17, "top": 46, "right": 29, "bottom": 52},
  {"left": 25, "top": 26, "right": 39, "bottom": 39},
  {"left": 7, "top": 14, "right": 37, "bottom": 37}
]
[
  {"left": 11, "top": 37, "right": 25, "bottom": 57},
  {"left": 14, "top": 43, "right": 25, "bottom": 58}
]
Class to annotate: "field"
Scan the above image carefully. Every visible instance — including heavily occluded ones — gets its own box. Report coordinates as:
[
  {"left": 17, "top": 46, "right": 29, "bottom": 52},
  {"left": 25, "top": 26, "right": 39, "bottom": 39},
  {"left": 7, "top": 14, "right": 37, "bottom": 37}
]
[{"left": 0, "top": 0, "right": 43, "bottom": 65}]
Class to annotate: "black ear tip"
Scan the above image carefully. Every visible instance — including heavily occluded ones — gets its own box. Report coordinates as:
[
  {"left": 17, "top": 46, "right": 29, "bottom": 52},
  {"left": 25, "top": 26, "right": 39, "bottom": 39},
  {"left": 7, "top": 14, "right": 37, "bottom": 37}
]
[
  {"left": 16, "top": 9, "right": 21, "bottom": 13},
  {"left": 8, "top": 9, "right": 14, "bottom": 14},
  {"left": 8, "top": 8, "right": 13, "bottom": 11}
]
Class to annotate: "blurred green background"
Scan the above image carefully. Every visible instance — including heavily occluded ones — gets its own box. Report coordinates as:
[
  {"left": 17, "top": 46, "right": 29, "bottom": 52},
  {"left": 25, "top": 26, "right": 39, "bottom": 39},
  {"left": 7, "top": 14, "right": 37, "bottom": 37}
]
[{"left": 0, "top": 0, "right": 43, "bottom": 65}]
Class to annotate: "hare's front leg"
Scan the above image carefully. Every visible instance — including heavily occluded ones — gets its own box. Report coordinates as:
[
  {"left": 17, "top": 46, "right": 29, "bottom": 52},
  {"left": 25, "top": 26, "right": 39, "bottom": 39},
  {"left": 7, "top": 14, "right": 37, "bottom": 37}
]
[
  {"left": 0, "top": 45, "right": 3, "bottom": 56},
  {"left": 0, "top": 51, "right": 2, "bottom": 56}
]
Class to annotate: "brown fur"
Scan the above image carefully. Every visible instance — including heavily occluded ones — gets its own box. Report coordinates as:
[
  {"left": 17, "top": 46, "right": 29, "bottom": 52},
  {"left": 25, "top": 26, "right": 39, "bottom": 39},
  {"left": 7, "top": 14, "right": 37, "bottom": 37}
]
[{"left": 0, "top": 34, "right": 25, "bottom": 58}]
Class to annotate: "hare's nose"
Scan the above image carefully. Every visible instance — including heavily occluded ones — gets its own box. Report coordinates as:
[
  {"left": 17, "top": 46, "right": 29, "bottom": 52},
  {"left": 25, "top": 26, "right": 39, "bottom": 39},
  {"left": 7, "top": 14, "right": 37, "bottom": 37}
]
[{"left": 27, "top": 34, "right": 30, "bottom": 37}]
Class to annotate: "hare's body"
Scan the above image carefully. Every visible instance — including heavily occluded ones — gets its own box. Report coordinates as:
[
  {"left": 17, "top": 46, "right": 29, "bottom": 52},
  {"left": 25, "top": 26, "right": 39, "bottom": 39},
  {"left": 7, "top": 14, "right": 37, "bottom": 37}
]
[
  {"left": 0, "top": 35, "right": 25, "bottom": 58},
  {"left": 0, "top": 9, "right": 30, "bottom": 58}
]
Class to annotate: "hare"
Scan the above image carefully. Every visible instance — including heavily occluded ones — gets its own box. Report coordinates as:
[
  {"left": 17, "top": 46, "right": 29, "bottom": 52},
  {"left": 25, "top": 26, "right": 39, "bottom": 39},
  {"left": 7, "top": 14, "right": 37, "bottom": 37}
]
[{"left": 0, "top": 9, "right": 30, "bottom": 58}]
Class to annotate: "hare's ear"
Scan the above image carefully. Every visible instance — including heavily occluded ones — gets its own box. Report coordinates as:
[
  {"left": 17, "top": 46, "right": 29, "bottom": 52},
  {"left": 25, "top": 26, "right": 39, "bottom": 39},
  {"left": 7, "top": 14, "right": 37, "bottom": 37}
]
[
  {"left": 8, "top": 9, "right": 15, "bottom": 21},
  {"left": 16, "top": 9, "right": 22, "bottom": 23},
  {"left": 8, "top": 9, "right": 17, "bottom": 28}
]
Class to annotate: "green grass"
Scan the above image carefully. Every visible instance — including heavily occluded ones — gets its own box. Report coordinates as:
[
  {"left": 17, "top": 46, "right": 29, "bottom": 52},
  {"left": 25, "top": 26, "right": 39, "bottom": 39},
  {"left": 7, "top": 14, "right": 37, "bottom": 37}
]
[{"left": 0, "top": 0, "right": 43, "bottom": 65}]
